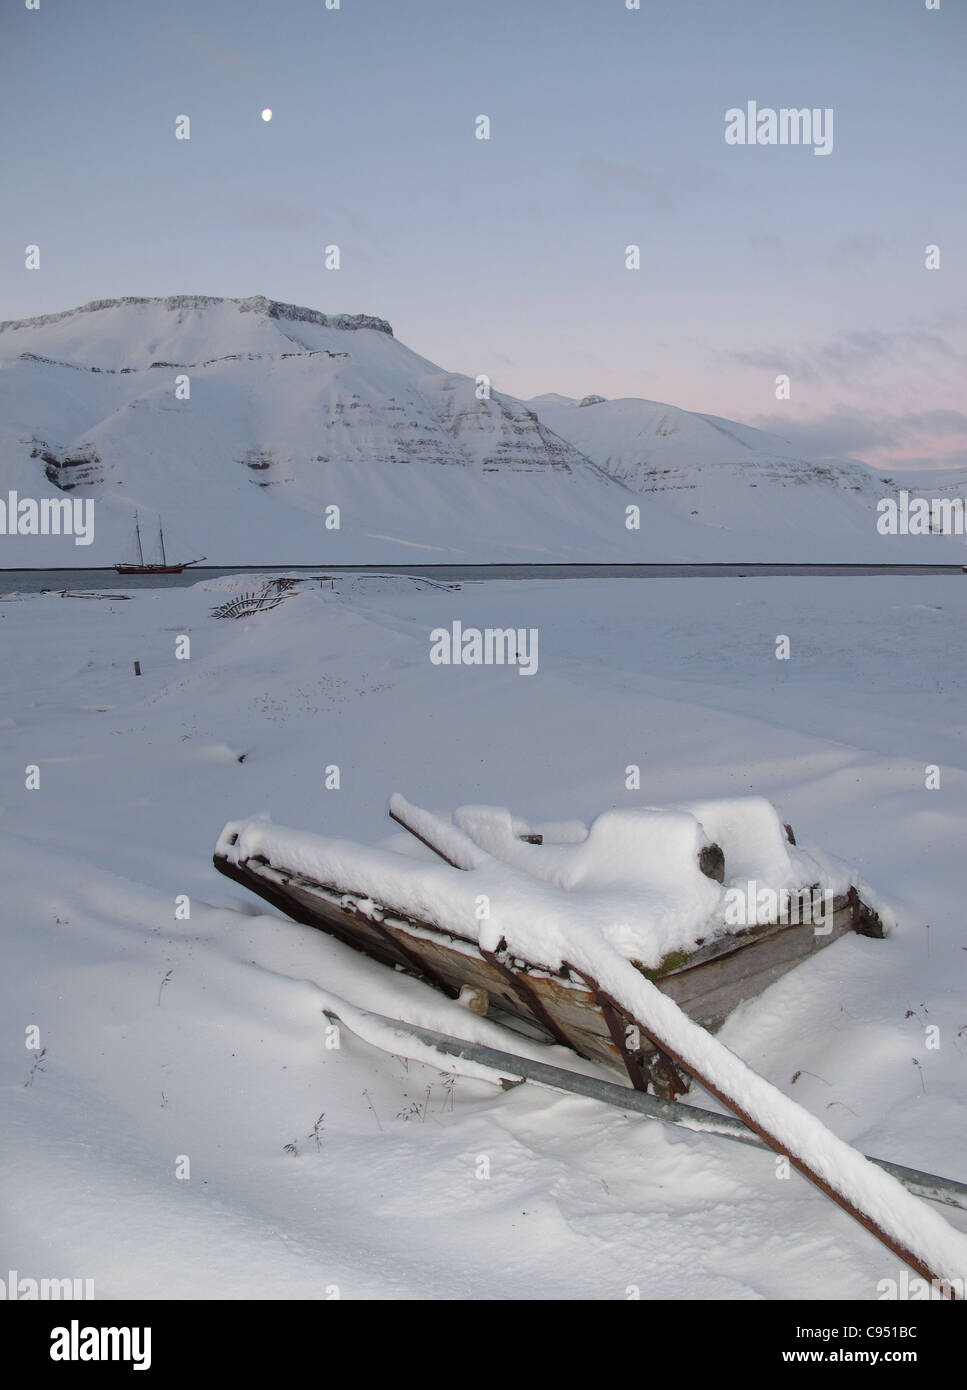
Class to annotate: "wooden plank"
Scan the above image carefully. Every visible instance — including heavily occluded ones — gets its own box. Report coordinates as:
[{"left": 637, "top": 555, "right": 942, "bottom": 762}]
[
  {"left": 649, "top": 893, "right": 852, "bottom": 976},
  {"left": 213, "top": 850, "right": 883, "bottom": 1093},
  {"left": 655, "top": 905, "right": 856, "bottom": 1031}
]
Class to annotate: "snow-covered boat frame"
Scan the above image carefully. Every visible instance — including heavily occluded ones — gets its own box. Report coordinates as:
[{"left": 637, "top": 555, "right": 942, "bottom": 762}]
[{"left": 213, "top": 818, "right": 884, "bottom": 1100}]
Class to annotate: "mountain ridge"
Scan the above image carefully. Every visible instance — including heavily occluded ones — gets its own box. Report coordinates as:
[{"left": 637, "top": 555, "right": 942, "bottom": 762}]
[
  {"left": 0, "top": 296, "right": 959, "bottom": 564},
  {"left": 0, "top": 295, "right": 394, "bottom": 338}
]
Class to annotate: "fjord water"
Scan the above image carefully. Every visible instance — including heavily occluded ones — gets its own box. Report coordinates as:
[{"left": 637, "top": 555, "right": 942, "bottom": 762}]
[{"left": 1, "top": 563, "right": 964, "bottom": 595}]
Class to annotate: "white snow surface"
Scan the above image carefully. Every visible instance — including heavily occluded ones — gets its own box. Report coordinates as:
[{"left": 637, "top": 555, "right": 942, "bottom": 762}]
[{"left": 3, "top": 571, "right": 967, "bottom": 1299}]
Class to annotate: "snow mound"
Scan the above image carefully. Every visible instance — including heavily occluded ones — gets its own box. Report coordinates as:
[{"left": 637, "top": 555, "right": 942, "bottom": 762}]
[{"left": 679, "top": 795, "right": 806, "bottom": 888}]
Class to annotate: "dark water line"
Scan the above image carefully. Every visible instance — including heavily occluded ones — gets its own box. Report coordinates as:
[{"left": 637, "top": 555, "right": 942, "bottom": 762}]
[{"left": 1, "top": 562, "right": 965, "bottom": 594}]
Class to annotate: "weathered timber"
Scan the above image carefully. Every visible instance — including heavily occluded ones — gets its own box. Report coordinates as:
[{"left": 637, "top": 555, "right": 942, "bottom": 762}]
[
  {"left": 653, "top": 898, "right": 859, "bottom": 1032},
  {"left": 214, "top": 846, "right": 882, "bottom": 1095}
]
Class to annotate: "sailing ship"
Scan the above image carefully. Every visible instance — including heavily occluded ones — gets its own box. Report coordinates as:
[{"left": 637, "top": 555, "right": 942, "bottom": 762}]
[{"left": 114, "top": 513, "right": 205, "bottom": 575}]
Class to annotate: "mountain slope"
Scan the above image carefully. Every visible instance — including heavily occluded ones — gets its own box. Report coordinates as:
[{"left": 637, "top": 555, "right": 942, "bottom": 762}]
[
  {"left": 0, "top": 296, "right": 642, "bottom": 564},
  {"left": 529, "top": 395, "right": 927, "bottom": 558},
  {"left": 0, "top": 296, "right": 959, "bottom": 564}
]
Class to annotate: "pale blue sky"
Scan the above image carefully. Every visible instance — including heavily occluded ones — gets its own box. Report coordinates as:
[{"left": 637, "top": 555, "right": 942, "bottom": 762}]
[{"left": 3, "top": 0, "right": 965, "bottom": 470}]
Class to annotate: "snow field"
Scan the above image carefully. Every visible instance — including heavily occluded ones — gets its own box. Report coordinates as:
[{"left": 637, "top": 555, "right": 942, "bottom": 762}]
[{"left": 2, "top": 572, "right": 966, "bottom": 1297}]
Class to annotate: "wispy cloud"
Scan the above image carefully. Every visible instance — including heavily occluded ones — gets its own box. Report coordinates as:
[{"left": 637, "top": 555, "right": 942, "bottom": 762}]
[
  {"left": 724, "top": 318, "right": 966, "bottom": 388},
  {"left": 576, "top": 156, "right": 657, "bottom": 197},
  {"left": 748, "top": 406, "right": 967, "bottom": 471},
  {"left": 181, "top": 29, "right": 250, "bottom": 75},
  {"left": 575, "top": 156, "right": 719, "bottom": 214},
  {"left": 825, "top": 234, "right": 887, "bottom": 272}
]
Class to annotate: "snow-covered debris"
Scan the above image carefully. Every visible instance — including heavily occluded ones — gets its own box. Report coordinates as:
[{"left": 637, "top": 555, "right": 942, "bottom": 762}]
[
  {"left": 221, "top": 795, "right": 851, "bottom": 974},
  {"left": 219, "top": 792, "right": 967, "bottom": 1288}
]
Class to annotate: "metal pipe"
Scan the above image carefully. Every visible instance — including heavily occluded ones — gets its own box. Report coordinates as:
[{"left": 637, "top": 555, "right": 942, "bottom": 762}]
[{"left": 328, "top": 1007, "right": 967, "bottom": 1214}]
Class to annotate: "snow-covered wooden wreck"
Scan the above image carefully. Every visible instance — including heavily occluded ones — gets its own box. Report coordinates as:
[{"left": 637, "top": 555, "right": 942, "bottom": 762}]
[
  {"left": 213, "top": 796, "right": 967, "bottom": 1292},
  {"left": 214, "top": 793, "right": 883, "bottom": 1100}
]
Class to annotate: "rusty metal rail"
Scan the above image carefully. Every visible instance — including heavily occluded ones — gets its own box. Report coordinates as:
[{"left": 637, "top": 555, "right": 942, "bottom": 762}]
[{"left": 341, "top": 798, "right": 966, "bottom": 1292}]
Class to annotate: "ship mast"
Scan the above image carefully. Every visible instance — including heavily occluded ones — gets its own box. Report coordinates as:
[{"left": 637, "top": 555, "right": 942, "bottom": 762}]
[
  {"left": 159, "top": 518, "right": 167, "bottom": 567},
  {"left": 135, "top": 511, "right": 144, "bottom": 567}
]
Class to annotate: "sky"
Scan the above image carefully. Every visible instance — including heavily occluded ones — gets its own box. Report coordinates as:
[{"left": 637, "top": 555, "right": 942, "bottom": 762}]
[{"left": 2, "top": 0, "right": 965, "bottom": 472}]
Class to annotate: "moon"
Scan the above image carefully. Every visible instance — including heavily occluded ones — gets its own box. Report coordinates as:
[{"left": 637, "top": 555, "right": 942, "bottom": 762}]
[{"left": 261, "top": 108, "right": 272, "bottom": 122}]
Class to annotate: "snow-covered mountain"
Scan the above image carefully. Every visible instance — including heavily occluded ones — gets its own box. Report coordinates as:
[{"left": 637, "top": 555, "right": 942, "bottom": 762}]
[
  {"left": 529, "top": 393, "right": 925, "bottom": 557},
  {"left": 0, "top": 295, "right": 960, "bottom": 564}
]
